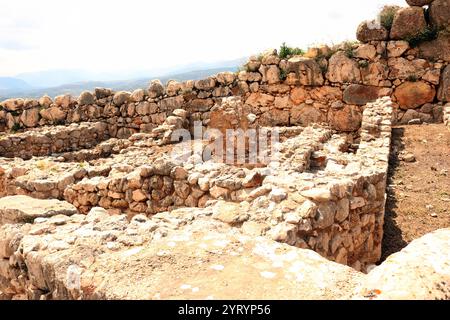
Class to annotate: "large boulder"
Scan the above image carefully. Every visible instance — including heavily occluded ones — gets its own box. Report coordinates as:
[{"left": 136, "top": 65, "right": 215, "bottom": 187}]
[
  {"left": 406, "top": 0, "right": 434, "bottom": 5},
  {"left": 54, "top": 95, "right": 74, "bottom": 108},
  {"left": 148, "top": 80, "right": 165, "bottom": 98},
  {"left": 418, "top": 33, "right": 450, "bottom": 62},
  {"left": 356, "top": 21, "right": 389, "bottom": 43},
  {"left": 94, "top": 87, "right": 113, "bottom": 100},
  {"left": 1, "top": 98, "right": 24, "bottom": 112},
  {"left": 194, "top": 77, "right": 216, "bottom": 91},
  {"left": 388, "top": 57, "right": 429, "bottom": 79},
  {"left": 130, "top": 89, "right": 146, "bottom": 102},
  {"left": 216, "top": 72, "right": 236, "bottom": 85},
  {"left": 39, "top": 106, "right": 66, "bottom": 122},
  {"left": 309, "top": 86, "right": 343, "bottom": 103},
  {"left": 361, "top": 62, "right": 390, "bottom": 86},
  {"left": 429, "top": 0, "right": 450, "bottom": 30},
  {"left": 19, "top": 107, "right": 40, "bottom": 127},
  {"left": 390, "top": 7, "right": 427, "bottom": 40},
  {"left": 38, "top": 95, "right": 53, "bottom": 108},
  {"left": 343, "top": 85, "right": 384, "bottom": 105},
  {"left": 290, "top": 104, "right": 326, "bottom": 126},
  {"left": 353, "top": 44, "right": 377, "bottom": 60},
  {"left": 352, "top": 228, "right": 450, "bottom": 300},
  {"left": 327, "top": 105, "right": 363, "bottom": 132},
  {"left": 387, "top": 41, "right": 410, "bottom": 58},
  {"left": 259, "top": 65, "right": 280, "bottom": 84},
  {"left": 394, "top": 81, "right": 436, "bottom": 109},
  {"left": 286, "top": 57, "right": 324, "bottom": 86},
  {"left": 326, "top": 52, "right": 361, "bottom": 84},
  {"left": 438, "top": 65, "right": 450, "bottom": 102},
  {"left": 113, "top": 91, "right": 131, "bottom": 106},
  {"left": 78, "top": 91, "right": 95, "bottom": 106},
  {"left": 0, "top": 195, "right": 77, "bottom": 225}
]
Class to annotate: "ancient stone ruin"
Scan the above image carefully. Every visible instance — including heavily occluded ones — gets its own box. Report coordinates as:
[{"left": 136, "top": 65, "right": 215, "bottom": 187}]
[{"left": 0, "top": 0, "right": 449, "bottom": 300}]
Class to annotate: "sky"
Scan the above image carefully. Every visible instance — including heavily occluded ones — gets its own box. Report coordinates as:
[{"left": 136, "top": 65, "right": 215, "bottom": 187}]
[{"left": 0, "top": 0, "right": 406, "bottom": 78}]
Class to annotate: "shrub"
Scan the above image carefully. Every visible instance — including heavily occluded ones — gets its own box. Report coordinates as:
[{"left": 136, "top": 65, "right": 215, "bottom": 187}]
[
  {"left": 11, "top": 123, "right": 21, "bottom": 132},
  {"left": 236, "top": 65, "right": 247, "bottom": 74},
  {"left": 279, "top": 42, "right": 305, "bottom": 59},
  {"left": 279, "top": 69, "right": 288, "bottom": 81},
  {"left": 379, "top": 5, "right": 400, "bottom": 30},
  {"left": 405, "top": 26, "right": 438, "bottom": 47},
  {"left": 341, "top": 41, "right": 358, "bottom": 58},
  {"left": 407, "top": 74, "right": 418, "bottom": 82},
  {"left": 319, "top": 63, "right": 328, "bottom": 74},
  {"left": 359, "top": 60, "right": 369, "bottom": 68}
]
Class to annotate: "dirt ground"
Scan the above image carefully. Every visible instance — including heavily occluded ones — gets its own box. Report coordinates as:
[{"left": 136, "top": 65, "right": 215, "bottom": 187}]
[{"left": 381, "top": 124, "right": 450, "bottom": 261}]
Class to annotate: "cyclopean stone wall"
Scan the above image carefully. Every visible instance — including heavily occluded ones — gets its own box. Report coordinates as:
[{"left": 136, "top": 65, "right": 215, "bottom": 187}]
[
  {"left": 0, "top": 38, "right": 448, "bottom": 135},
  {"left": 1, "top": 0, "right": 449, "bottom": 136}
]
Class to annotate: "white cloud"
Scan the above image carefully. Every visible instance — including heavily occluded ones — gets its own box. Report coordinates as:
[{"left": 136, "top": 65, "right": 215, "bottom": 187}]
[{"left": 0, "top": 0, "right": 406, "bottom": 77}]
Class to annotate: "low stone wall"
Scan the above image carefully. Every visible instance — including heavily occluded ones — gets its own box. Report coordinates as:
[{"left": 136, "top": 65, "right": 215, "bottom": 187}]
[
  {"left": 0, "top": 97, "right": 393, "bottom": 271},
  {"left": 0, "top": 122, "right": 112, "bottom": 159},
  {"left": 49, "top": 97, "right": 392, "bottom": 271}
]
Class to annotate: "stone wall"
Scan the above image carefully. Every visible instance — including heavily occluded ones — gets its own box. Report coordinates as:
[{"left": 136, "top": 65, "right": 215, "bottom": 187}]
[
  {"left": 0, "top": 96, "right": 393, "bottom": 271},
  {"left": 1, "top": 0, "right": 450, "bottom": 135},
  {"left": 0, "top": 122, "right": 112, "bottom": 159},
  {"left": 31, "top": 97, "right": 391, "bottom": 271},
  {"left": 1, "top": 44, "right": 447, "bottom": 134},
  {"left": 0, "top": 0, "right": 448, "bottom": 298}
]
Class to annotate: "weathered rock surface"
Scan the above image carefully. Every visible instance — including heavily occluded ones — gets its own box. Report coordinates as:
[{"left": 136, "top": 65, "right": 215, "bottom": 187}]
[
  {"left": 356, "top": 21, "right": 389, "bottom": 42},
  {"left": 0, "top": 207, "right": 447, "bottom": 300},
  {"left": 343, "top": 85, "right": 383, "bottom": 105},
  {"left": 326, "top": 52, "right": 361, "bottom": 84},
  {"left": 286, "top": 57, "right": 324, "bottom": 86},
  {"left": 405, "top": 0, "right": 434, "bottom": 6},
  {"left": 328, "top": 105, "right": 363, "bottom": 131},
  {"left": 438, "top": 65, "right": 450, "bottom": 102},
  {"left": 78, "top": 91, "right": 95, "bottom": 106},
  {"left": 418, "top": 34, "right": 450, "bottom": 62},
  {"left": 390, "top": 7, "right": 427, "bottom": 40},
  {"left": 0, "top": 195, "right": 77, "bottom": 225},
  {"left": 394, "top": 81, "right": 436, "bottom": 109},
  {"left": 352, "top": 228, "right": 450, "bottom": 300},
  {"left": 429, "top": 0, "right": 450, "bottom": 30}
]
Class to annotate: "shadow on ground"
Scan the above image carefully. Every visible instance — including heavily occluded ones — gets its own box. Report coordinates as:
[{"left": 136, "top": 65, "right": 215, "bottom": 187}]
[{"left": 380, "top": 127, "right": 408, "bottom": 262}]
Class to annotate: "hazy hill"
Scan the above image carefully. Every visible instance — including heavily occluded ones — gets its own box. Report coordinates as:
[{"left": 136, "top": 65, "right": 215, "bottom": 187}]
[
  {"left": 0, "top": 67, "right": 239, "bottom": 100},
  {"left": 14, "top": 57, "right": 246, "bottom": 89},
  {"left": 0, "top": 77, "right": 32, "bottom": 92},
  {"left": 0, "top": 57, "right": 246, "bottom": 100}
]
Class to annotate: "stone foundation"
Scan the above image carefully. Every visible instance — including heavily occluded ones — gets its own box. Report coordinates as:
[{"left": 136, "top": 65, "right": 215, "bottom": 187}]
[
  {"left": 0, "top": 97, "right": 393, "bottom": 274},
  {"left": 0, "top": 0, "right": 449, "bottom": 300}
]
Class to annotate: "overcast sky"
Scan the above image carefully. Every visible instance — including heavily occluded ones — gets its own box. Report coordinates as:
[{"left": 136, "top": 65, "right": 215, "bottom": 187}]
[{"left": 0, "top": 0, "right": 406, "bottom": 77}]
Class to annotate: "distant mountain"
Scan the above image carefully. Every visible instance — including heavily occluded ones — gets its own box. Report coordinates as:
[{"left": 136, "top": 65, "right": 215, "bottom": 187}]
[
  {"left": 15, "top": 69, "right": 93, "bottom": 88},
  {"left": 0, "top": 66, "right": 240, "bottom": 100},
  {"left": 12, "top": 57, "right": 247, "bottom": 89},
  {"left": 0, "top": 77, "right": 32, "bottom": 92},
  {"left": 0, "top": 57, "right": 247, "bottom": 100}
]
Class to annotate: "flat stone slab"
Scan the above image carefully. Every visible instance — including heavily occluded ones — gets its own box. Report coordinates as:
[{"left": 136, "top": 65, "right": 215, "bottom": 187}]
[
  {"left": 0, "top": 206, "right": 448, "bottom": 300},
  {"left": 0, "top": 195, "right": 78, "bottom": 225}
]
